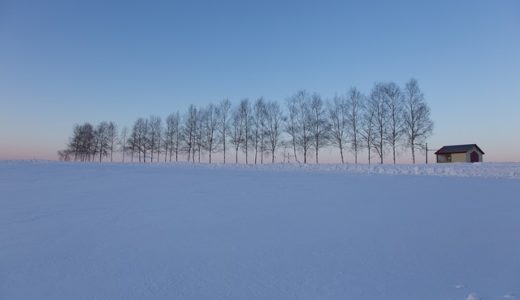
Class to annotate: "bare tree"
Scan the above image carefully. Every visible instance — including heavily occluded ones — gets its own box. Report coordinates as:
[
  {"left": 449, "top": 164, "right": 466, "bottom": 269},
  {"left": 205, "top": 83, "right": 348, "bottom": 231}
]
[
  {"left": 252, "top": 97, "right": 267, "bottom": 164},
  {"left": 163, "top": 118, "right": 170, "bottom": 163},
  {"left": 346, "top": 88, "right": 364, "bottom": 164},
  {"left": 95, "top": 122, "right": 110, "bottom": 162},
  {"left": 68, "top": 124, "right": 81, "bottom": 161},
  {"left": 126, "top": 125, "right": 139, "bottom": 163},
  {"left": 126, "top": 127, "right": 136, "bottom": 162},
  {"left": 217, "top": 99, "right": 231, "bottom": 164},
  {"left": 67, "top": 123, "right": 96, "bottom": 161},
  {"left": 368, "top": 83, "right": 389, "bottom": 164},
  {"left": 195, "top": 108, "right": 205, "bottom": 163},
  {"left": 285, "top": 90, "right": 312, "bottom": 163},
  {"left": 264, "top": 101, "right": 283, "bottom": 163},
  {"left": 106, "top": 121, "right": 117, "bottom": 162},
  {"left": 148, "top": 115, "right": 162, "bottom": 163},
  {"left": 173, "top": 113, "right": 181, "bottom": 162},
  {"left": 328, "top": 94, "right": 348, "bottom": 164},
  {"left": 164, "top": 112, "right": 181, "bottom": 162},
  {"left": 359, "top": 99, "right": 375, "bottom": 165},
  {"left": 298, "top": 93, "right": 313, "bottom": 164},
  {"left": 239, "top": 99, "right": 252, "bottom": 164},
  {"left": 361, "top": 109, "right": 375, "bottom": 165},
  {"left": 403, "top": 78, "right": 434, "bottom": 163},
  {"left": 203, "top": 104, "right": 219, "bottom": 163},
  {"left": 285, "top": 96, "right": 300, "bottom": 163},
  {"left": 131, "top": 118, "right": 149, "bottom": 163},
  {"left": 181, "top": 105, "right": 198, "bottom": 162},
  {"left": 230, "top": 107, "right": 244, "bottom": 164},
  {"left": 58, "top": 149, "right": 73, "bottom": 161},
  {"left": 383, "top": 82, "right": 405, "bottom": 164},
  {"left": 309, "top": 93, "right": 328, "bottom": 164},
  {"left": 119, "top": 126, "right": 128, "bottom": 163}
]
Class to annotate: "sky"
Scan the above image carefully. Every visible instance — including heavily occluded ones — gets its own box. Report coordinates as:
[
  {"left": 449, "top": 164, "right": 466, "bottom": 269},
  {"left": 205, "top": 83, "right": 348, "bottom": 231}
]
[{"left": 1, "top": 0, "right": 519, "bottom": 162}]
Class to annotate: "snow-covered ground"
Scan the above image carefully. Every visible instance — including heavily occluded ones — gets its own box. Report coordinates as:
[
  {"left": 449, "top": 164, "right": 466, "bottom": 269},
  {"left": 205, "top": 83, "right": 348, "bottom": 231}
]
[{"left": 1, "top": 161, "right": 519, "bottom": 299}]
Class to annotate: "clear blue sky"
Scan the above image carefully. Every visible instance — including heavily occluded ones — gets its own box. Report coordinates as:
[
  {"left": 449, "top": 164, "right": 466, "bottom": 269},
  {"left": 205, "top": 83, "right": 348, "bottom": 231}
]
[{"left": 1, "top": 0, "right": 519, "bottom": 162}]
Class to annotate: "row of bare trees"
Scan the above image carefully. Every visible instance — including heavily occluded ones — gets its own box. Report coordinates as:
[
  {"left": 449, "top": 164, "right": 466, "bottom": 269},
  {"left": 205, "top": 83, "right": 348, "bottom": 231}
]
[
  {"left": 59, "top": 121, "right": 118, "bottom": 162},
  {"left": 60, "top": 79, "right": 433, "bottom": 164}
]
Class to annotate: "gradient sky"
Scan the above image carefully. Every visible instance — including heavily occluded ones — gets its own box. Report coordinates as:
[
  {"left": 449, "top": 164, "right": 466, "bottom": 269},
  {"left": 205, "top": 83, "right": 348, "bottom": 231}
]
[{"left": 1, "top": 0, "right": 519, "bottom": 162}]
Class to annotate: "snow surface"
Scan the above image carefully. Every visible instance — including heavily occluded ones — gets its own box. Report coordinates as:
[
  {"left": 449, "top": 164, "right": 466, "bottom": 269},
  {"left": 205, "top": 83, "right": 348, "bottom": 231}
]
[{"left": 1, "top": 161, "right": 519, "bottom": 299}]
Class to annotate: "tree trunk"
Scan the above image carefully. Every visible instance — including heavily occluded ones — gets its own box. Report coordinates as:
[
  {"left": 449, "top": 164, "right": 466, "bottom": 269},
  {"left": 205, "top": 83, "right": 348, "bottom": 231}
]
[
  {"left": 411, "top": 141, "right": 416, "bottom": 164},
  {"left": 254, "top": 141, "right": 258, "bottom": 165},
  {"left": 339, "top": 143, "right": 344, "bottom": 164},
  {"left": 260, "top": 139, "right": 264, "bottom": 164},
  {"left": 292, "top": 141, "right": 298, "bottom": 163},
  {"left": 157, "top": 139, "right": 161, "bottom": 163},
  {"left": 368, "top": 143, "right": 371, "bottom": 165},
  {"left": 150, "top": 142, "right": 154, "bottom": 163},
  {"left": 380, "top": 132, "right": 384, "bottom": 164},
  {"left": 223, "top": 134, "right": 226, "bottom": 164},
  {"left": 245, "top": 144, "right": 248, "bottom": 164},
  {"left": 354, "top": 141, "right": 358, "bottom": 164},
  {"left": 393, "top": 144, "right": 396, "bottom": 164}
]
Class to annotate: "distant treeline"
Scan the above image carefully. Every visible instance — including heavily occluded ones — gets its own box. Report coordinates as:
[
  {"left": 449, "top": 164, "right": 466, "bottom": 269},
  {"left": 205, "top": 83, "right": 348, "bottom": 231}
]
[{"left": 59, "top": 79, "right": 433, "bottom": 164}]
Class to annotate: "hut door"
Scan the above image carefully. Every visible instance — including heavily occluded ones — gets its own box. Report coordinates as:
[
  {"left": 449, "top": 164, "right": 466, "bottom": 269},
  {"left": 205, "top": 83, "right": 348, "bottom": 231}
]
[{"left": 470, "top": 151, "right": 479, "bottom": 163}]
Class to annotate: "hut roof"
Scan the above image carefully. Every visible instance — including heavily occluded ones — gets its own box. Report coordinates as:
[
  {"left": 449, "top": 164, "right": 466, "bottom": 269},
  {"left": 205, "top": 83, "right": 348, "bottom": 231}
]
[{"left": 435, "top": 144, "right": 485, "bottom": 155}]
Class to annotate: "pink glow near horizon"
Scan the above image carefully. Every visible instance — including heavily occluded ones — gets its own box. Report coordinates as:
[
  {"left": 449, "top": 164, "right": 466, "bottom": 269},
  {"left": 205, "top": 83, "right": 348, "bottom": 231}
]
[{"left": 1, "top": 144, "right": 518, "bottom": 163}]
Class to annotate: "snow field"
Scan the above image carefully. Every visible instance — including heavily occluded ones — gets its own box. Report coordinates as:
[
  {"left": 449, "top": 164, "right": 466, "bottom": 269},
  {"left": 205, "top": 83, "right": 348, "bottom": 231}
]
[{"left": 0, "top": 161, "right": 519, "bottom": 299}]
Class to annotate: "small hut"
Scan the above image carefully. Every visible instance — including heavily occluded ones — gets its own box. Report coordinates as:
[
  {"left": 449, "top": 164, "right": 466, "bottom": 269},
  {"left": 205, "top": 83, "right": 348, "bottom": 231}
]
[{"left": 435, "top": 144, "right": 484, "bottom": 163}]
